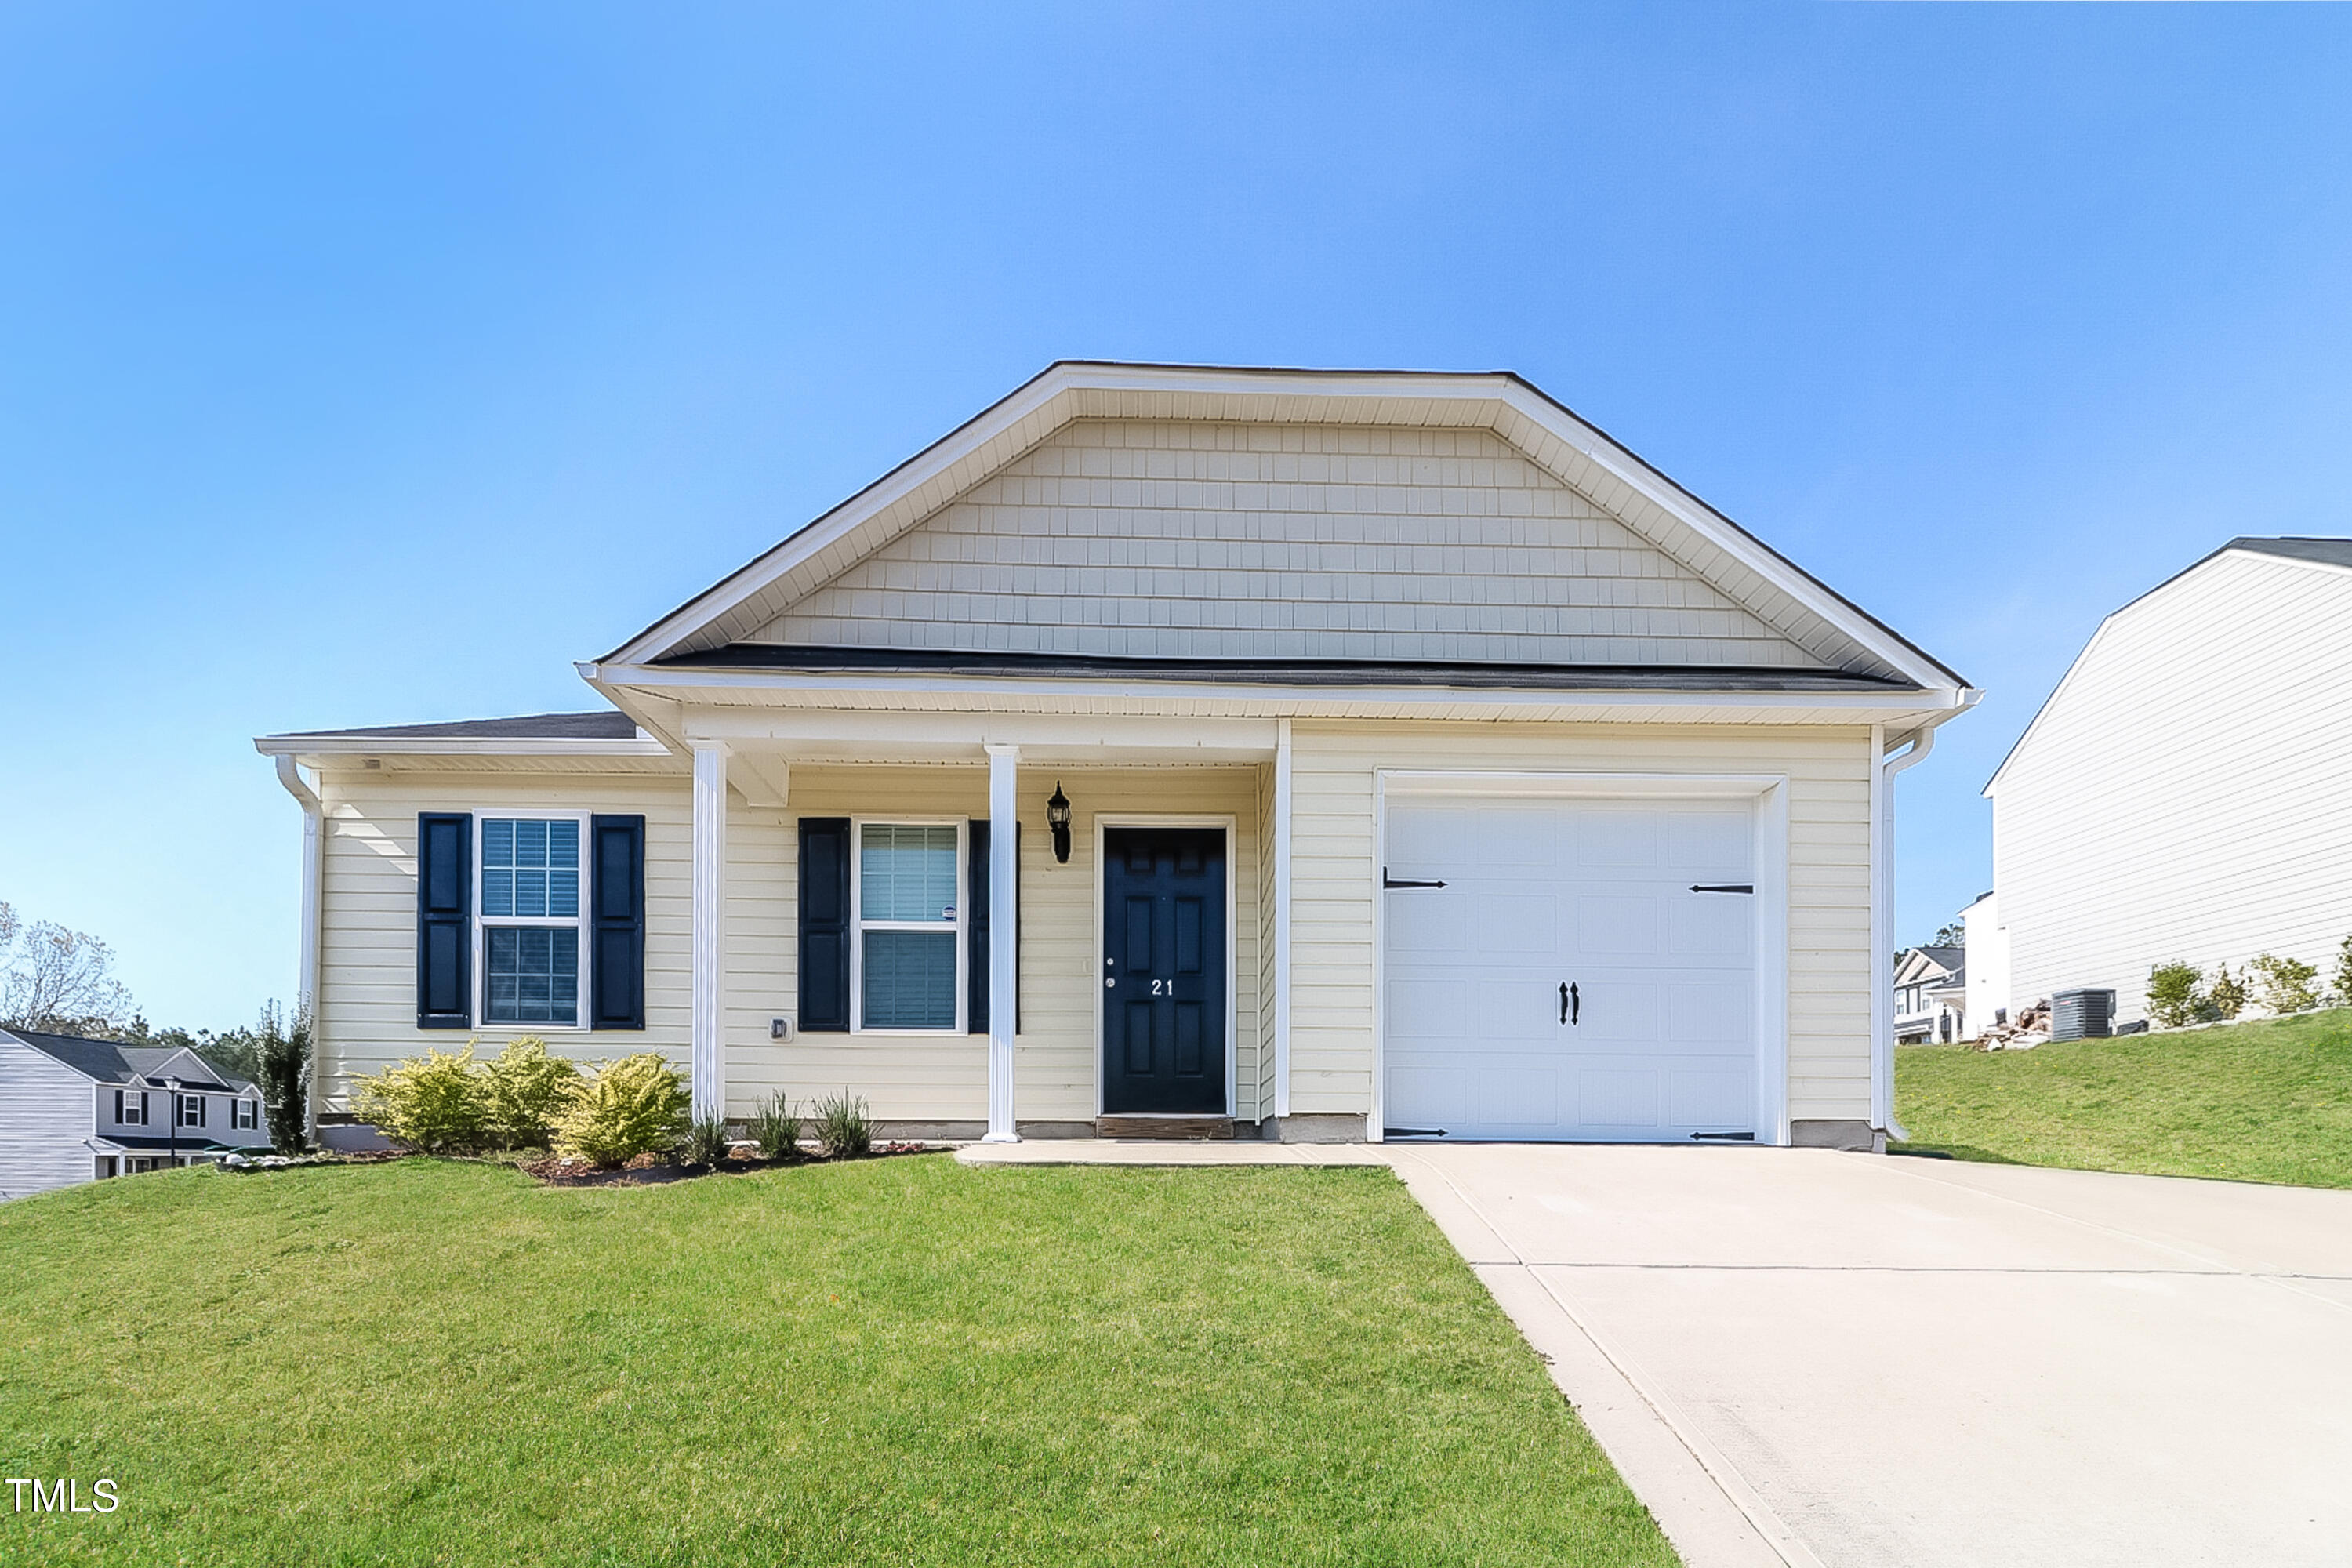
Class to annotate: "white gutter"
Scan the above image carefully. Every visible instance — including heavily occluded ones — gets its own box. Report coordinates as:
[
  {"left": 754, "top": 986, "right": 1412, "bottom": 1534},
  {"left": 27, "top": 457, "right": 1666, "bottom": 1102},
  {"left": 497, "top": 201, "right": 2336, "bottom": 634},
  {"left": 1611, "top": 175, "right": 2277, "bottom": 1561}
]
[
  {"left": 1870, "top": 724, "right": 1941, "bottom": 1142},
  {"left": 273, "top": 756, "right": 323, "bottom": 1142}
]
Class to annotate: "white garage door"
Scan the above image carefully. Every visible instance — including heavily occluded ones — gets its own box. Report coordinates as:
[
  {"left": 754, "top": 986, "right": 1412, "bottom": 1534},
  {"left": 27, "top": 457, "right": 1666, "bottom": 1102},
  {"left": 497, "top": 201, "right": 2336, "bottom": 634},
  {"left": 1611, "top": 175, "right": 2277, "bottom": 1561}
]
[{"left": 1383, "top": 795, "right": 1759, "bottom": 1142}]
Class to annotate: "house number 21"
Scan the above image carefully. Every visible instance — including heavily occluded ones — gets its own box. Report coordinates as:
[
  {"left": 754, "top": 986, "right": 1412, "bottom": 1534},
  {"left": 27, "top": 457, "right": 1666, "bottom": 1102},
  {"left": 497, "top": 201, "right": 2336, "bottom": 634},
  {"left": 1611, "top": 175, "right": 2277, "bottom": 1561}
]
[{"left": 1150, "top": 980, "right": 1168, "bottom": 995}]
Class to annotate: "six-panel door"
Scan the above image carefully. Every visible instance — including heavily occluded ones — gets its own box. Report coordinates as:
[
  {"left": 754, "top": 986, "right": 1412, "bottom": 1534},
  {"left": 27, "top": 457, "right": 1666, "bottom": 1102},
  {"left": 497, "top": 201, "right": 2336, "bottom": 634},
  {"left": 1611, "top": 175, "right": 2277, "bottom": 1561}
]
[{"left": 1101, "top": 827, "right": 1228, "bottom": 1115}]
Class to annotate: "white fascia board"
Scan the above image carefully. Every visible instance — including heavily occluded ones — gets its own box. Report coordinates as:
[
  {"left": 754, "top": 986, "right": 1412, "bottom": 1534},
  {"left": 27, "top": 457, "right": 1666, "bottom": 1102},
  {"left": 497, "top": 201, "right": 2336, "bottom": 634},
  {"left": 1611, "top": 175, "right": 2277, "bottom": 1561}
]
[
  {"left": 593, "top": 659, "right": 1972, "bottom": 724},
  {"left": 679, "top": 706, "right": 1280, "bottom": 757},
  {"left": 252, "top": 734, "right": 670, "bottom": 760}
]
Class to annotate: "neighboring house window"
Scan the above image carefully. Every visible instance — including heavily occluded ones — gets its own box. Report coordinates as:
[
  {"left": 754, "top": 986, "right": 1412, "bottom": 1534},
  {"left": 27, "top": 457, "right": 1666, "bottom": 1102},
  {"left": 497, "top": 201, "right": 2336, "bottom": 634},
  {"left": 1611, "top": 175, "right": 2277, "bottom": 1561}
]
[
  {"left": 114, "top": 1089, "right": 148, "bottom": 1125},
  {"left": 233, "top": 1098, "right": 260, "bottom": 1131},
  {"left": 177, "top": 1094, "right": 206, "bottom": 1127},
  {"left": 478, "top": 816, "right": 585, "bottom": 1027},
  {"left": 853, "top": 822, "right": 964, "bottom": 1031}
]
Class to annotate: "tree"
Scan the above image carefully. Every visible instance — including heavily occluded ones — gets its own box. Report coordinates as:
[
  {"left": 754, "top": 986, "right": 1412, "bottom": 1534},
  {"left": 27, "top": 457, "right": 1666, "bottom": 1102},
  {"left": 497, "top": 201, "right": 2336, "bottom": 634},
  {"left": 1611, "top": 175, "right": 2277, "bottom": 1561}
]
[
  {"left": 255, "top": 1001, "right": 313, "bottom": 1156},
  {"left": 1932, "top": 921, "right": 1966, "bottom": 948},
  {"left": 0, "top": 899, "right": 136, "bottom": 1035},
  {"left": 2146, "top": 962, "right": 2203, "bottom": 1029}
]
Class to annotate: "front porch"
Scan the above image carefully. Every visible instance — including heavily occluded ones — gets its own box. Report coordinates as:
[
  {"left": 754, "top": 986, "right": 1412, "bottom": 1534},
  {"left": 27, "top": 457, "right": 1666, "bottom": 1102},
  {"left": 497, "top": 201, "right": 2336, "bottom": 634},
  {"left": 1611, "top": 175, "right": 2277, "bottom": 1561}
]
[{"left": 675, "top": 711, "right": 1302, "bottom": 1142}]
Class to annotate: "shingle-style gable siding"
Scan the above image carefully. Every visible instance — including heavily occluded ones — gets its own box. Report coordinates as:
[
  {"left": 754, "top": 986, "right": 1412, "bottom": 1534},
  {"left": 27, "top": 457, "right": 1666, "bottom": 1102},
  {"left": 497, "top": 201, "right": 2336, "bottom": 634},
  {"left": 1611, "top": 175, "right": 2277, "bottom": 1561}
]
[{"left": 752, "top": 421, "right": 1831, "bottom": 669}]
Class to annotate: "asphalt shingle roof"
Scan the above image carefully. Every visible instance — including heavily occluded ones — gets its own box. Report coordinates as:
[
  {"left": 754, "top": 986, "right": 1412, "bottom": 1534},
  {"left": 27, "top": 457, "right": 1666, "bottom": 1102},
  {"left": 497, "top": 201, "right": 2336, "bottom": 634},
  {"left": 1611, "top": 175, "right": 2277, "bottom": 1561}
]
[
  {"left": 265, "top": 710, "right": 640, "bottom": 742},
  {"left": 5, "top": 1029, "right": 252, "bottom": 1091}
]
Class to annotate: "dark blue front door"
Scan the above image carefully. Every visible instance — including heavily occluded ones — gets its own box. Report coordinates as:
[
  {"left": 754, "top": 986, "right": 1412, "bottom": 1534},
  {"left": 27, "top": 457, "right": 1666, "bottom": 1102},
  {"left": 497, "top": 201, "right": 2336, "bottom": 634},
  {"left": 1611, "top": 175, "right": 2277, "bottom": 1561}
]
[{"left": 1102, "top": 827, "right": 1227, "bottom": 1115}]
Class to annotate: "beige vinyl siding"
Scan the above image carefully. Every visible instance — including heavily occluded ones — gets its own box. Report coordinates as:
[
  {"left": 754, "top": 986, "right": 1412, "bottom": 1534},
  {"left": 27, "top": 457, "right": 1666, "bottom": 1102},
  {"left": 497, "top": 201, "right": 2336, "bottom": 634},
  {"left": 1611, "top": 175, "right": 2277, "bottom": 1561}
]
[
  {"left": 737, "top": 765, "right": 1268, "bottom": 1124},
  {"left": 314, "top": 771, "right": 697, "bottom": 1108},
  {"left": 755, "top": 420, "right": 1826, "bottom": 670},
  {"left": 1286, "top": 721, "right": 1878, "bottom": 1123},
  {"left": 1989, "top": 550, "right": 2352, "bottom": 1019}
]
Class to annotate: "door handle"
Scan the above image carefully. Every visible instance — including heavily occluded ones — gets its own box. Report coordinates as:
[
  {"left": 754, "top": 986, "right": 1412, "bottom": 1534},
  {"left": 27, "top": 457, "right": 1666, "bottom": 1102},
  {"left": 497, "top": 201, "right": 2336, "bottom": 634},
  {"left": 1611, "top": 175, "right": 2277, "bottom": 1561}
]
[{"left": 1560, "top": 982, "right": 1582, "bottom": 1026}]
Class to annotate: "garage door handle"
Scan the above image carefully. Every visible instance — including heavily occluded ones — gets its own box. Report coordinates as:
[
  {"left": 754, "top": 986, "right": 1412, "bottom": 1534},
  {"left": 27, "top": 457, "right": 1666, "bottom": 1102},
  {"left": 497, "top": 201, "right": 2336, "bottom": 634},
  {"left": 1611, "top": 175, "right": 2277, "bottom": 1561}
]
[
  {"left": 1383, "top": 868, "right": 1446, "bottom": 889},
  {"left": 1690, "top": 884, "right": 1754, "bottom": 894},
  {"left": 1560, "top": 982, "right": 1579, "bottom": 1025}
]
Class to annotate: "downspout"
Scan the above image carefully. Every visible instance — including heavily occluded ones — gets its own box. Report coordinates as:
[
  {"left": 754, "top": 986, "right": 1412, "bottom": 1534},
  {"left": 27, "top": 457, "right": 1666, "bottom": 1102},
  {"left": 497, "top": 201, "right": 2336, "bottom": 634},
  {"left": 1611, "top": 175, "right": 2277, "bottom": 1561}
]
[
  {"left": 272, "top": 756, "right": 323, "bottom": 1141},
  {"left": 1872, "top": 726, "right": 1937, "bottom": 1142}
]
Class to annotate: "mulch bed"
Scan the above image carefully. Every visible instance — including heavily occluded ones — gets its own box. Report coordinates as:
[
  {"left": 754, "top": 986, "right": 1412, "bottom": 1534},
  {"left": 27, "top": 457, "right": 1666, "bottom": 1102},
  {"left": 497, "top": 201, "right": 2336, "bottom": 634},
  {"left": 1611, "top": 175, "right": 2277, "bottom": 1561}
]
[{"left": 518, "top": 1143, "right": 935, "bottom": 1187}]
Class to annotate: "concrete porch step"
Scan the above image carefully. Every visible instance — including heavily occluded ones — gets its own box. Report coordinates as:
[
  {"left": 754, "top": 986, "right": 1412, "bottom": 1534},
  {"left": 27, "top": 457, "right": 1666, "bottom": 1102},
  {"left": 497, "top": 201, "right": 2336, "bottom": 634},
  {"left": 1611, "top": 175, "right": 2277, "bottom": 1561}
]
[{"left": 1095, "top": 1115, "right": 1236, "bottom": 1141}]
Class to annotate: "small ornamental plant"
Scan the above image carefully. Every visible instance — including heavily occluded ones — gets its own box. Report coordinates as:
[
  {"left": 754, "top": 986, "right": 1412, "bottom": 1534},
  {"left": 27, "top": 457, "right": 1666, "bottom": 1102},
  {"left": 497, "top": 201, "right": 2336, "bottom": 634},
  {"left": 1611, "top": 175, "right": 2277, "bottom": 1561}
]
[
  {"left": 811, "top": 1091, "right": 874, "bottom": 1160},
  {"left": 554, "top": 1054, "right": 690, "bottom": 1168},
  {"left": 2336, "top": 936, "right": 2352, "bottom": 1009},
  {"left": 750, "top": 1093, "right": 803, "bottom": 1161},
  {"left": 354, "top": 1045, "right": 488, "bottom": 1152},
  {"left": 2146, "top": 963, "right": 2203, "bottom": 1029},
  {"left": 2249, "top": 953, "right": 2321, "bottom": 1016},
  {"left": 2204, "top": 964, "right": 2248, "bottom": 1022},
  {"left": 479, "top": 1037, "right": 580, "bottom": 1149},
  {"left": 680, "top": 1114, "right": 735, "bottom": 1168}
]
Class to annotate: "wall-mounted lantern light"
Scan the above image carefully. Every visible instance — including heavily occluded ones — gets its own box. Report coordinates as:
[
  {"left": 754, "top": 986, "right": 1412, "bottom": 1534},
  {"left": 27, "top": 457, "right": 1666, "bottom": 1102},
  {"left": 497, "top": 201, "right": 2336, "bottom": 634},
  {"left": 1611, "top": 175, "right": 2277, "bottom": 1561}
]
[{"left": 1047, "top": 782, "right": 1073, "bottom": 864}]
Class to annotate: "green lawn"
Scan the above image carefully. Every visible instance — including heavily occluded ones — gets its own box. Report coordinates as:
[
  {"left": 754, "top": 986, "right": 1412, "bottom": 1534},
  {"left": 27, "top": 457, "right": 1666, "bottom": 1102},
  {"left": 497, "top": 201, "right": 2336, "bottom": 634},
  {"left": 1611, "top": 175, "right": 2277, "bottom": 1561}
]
[
  {"left": 1895, "top": 1006, "right": 2352, "bottom": 1188},
  {"left": 0, "top": 1156, "right": 1671, "bottom": 1567}
]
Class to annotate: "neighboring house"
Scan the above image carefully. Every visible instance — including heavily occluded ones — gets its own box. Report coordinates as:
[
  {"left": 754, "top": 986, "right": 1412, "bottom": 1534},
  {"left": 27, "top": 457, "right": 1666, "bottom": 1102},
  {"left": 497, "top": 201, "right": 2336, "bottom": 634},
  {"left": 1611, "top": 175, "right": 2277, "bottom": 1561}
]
[
  {"left": 256, "top": 362, "right": 1974, "bottom": 1151},
  {"left": 1980, "top": 537, "right": 2352, "bottom": 1025},
  {"left": 0, "top": 1029, "right": 270, "bottom": 1200},
  {"left": 1892, "top": 946, "right": 1965, "bottom": 1044}
]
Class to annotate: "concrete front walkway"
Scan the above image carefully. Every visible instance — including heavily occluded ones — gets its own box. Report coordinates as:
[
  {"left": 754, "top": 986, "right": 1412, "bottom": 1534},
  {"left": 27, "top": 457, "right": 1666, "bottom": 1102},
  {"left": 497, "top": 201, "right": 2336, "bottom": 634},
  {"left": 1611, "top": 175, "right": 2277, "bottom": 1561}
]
[{"left": 1386, "top": 1143, "right": 2352, "bottom": 1568}]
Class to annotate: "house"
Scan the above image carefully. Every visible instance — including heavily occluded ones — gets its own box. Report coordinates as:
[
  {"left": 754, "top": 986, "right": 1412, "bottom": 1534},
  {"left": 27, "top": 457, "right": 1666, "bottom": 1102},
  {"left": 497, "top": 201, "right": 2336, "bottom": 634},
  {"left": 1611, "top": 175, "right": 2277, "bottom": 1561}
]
[
  {"left": 1980, "top": 537, "right": 2352, "bottom": 1025},
  {"left": 1891, "top": 946, "right": 1965, "bottom": 1044},
  {"left": 0, "top": 1028, "right": 270, "bottom": 1200},
  {"left": 255, "top": 363, "right": 1974, "bottom": 1150}
]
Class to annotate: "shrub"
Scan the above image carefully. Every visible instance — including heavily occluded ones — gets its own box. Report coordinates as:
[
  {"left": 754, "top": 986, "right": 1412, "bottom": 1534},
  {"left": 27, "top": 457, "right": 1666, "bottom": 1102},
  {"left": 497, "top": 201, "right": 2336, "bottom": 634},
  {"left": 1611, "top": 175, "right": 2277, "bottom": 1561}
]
[
  {"left": 2146, "top": 962, "right": 2203, "bottom": 1029},
  {"left": 2333, "top": 936, "right": 2352, "bottom": 1007},
  {"left": 353, "top": 1045, "right": 487, "bottom": 1153},
  {"left": 554, "top": 1054, "right": 689, "bottom": 1167},
  {"left": 2249, "top": 953, "right": 2321, "bottom": 1015},
  {"left": 2204, "top": 964, "right": 2248, "bottom": 1022},
  {"left": 749, "top": 1093, "right": 802, "bottom": 1161},
  {"left": 680, "top": 1114, "right": 734, "bottom": 1168},
  {"left": 256, "top": 1000, "right": 313, "bottom": 1155},
  {"left": 479, "top": 1037, "right": 580, "bottom": 1149},
  {"left": 810, "top": 1091, "right": 873, "bottom": 1159}
]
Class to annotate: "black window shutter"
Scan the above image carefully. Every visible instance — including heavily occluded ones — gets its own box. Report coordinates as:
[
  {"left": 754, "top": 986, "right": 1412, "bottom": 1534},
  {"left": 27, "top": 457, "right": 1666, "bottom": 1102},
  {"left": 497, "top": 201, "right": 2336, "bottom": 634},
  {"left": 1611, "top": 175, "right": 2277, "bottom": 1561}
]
[
  {"left": 588, "top": 815, "right": 647, "bottom": 1030},
  {"left": 798, "top": 818, "right": 851, "bottom": 1032},
  {"left": 967, "top": 821, "right": 1020, "bottom": 1035},
  {"left": 114, "top": 1089, "right": 124, "bottom": 1123},
  {"left": 967, "top": 822, "right": 989, "bottom": 1033},
  {"left": 416, "top": 813, "right": 473, "bottom": 1029}
]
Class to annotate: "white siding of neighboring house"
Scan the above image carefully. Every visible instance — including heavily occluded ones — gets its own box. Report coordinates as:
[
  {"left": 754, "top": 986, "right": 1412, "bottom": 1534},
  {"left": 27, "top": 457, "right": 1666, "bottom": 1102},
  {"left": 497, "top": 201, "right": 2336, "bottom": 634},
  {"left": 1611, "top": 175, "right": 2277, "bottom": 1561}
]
[
  {"left": 311, "top": 761, "right": 1266, "bottom": 1128},
  {"left": 1963, "top": 891, "right": 2009, "bottom": 1033},
  {"left": 752, "top": 420, "right": 1834, "bottom": 670},
  {"left": 1284, "top": 721, "right": 1878, "bottom": 1124},
  {"left": 0, "top": 1036, "right": 97, "bottom": 1200},
  {"left": 1988, "top": 549, "right": 2352, "bottom": 1021}
]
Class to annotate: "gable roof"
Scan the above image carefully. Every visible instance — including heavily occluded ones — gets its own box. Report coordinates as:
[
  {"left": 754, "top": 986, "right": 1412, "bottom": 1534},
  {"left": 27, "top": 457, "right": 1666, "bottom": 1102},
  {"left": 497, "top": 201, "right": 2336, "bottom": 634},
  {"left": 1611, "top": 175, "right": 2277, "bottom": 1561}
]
[
  {"left": 1985, "top": 535, "right": 2352, "bottom": 793},
  {"left": 599, "top": 362, "right": 1969, "bottom": 695},
  {"left": 4, "top": 1029, "right": 253, "bottom": 1091}
]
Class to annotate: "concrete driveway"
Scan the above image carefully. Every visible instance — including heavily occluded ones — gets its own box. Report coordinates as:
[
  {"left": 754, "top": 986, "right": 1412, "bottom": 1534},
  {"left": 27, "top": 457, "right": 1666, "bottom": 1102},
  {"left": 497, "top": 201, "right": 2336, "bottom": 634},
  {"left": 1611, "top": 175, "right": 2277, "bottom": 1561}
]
[{"left": 1383, "top": 1144, "right": 2352, "bottom": 1568}]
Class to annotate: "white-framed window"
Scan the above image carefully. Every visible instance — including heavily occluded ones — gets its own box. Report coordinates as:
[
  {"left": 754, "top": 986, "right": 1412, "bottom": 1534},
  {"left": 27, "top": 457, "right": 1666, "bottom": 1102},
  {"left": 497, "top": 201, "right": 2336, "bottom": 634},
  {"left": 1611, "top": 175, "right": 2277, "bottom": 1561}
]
[
  {"left": 851, "top": 819, "right": 965, "bottom": 1033},
  {"left": 176, "top": 1093, "right": 206, "bottom": 1128},
  {"left": 114, "top": 1089, "right": 148, "bottom": 1126},
  {"left": 233, "top": 1098, "right": 260, "bottom": 1131},
  {"left": 474, "top": 811, "right": 588, "bottom": 1029}
]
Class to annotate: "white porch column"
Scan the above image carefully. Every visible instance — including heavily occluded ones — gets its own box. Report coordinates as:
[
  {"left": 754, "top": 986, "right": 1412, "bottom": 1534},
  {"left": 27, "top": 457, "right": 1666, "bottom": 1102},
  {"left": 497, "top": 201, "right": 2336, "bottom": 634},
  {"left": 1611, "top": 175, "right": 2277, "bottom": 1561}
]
[
  {"left": 691, "top": 742, "right": 728, "bottom": 1124},
  {"left": 1272, "top": 719, "right": 1294, "bottom": 1121},
  {"left": 984, "top": 743, "right": 1020, "bottom": 1142}
]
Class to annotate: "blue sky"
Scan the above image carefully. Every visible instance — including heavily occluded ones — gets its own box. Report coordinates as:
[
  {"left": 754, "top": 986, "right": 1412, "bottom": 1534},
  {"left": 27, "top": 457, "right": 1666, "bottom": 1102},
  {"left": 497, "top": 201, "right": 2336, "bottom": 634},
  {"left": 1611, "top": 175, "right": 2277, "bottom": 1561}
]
[{"left": 5, "top": 3, "right": 2348, "bottom": 1029}]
